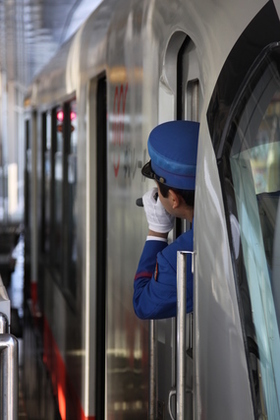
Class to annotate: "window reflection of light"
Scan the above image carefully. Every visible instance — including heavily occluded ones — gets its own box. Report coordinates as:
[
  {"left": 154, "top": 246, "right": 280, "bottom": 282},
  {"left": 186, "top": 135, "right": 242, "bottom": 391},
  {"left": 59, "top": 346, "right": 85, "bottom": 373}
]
[
  {"left": 57, "top": 110, "right": 64, "bottom": 122},
  {"left": 58, "top": 383, "right": 66, "bottom": 420},
  {"left": 230, "top": 214, "right": 240, "bottom": 259}
]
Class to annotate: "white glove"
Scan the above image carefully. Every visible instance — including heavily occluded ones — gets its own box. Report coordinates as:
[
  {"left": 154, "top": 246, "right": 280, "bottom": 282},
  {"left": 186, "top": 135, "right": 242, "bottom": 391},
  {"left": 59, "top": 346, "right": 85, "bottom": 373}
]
[{"left": 142, "top": 187, "right": 175, "bottom": 233}]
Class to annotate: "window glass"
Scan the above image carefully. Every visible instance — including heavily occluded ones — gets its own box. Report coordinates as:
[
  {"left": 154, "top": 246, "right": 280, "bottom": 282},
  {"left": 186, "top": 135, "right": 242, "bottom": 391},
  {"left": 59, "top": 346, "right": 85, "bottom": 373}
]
[
  {"left": 25, "top": 120, "right": 31, "bottom": 228},
  {"left": 53, "top": 107, "right": 63, "bottom": 274},
  {"left": 49, "top": 101, "right": 77, "bottom": 297},
  {"left": 67, "top": 100, "right": 77, "bottom": 295},
  {"left": 44, "top": 111, "right": 51, "bottom": 253},
  {"left": 227, "top": 53, "right": 280, "bottom": 417}
]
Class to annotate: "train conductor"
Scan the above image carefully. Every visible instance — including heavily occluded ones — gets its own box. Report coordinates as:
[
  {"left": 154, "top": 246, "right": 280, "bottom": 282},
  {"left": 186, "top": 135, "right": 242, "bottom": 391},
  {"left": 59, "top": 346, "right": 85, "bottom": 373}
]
[{"left": 133, "top": 120, "right": 199, "bottom": 319}]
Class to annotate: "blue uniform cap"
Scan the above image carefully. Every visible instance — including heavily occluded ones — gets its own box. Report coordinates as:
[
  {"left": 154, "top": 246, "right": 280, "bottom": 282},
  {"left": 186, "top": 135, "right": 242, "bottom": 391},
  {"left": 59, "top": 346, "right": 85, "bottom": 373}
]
[{"left": 142, "top": 120, "right": 199, "bottom": 190}]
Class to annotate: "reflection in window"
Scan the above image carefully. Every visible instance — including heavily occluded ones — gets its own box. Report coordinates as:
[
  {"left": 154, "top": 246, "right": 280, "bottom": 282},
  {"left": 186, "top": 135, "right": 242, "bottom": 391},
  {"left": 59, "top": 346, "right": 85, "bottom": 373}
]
[
  {"left": 228, "top": 58, "right": 280, "bottom": 418},
  {"left": 249, "top": 110, "right": 280, "bottom": 194},
  {"left": 44, "top": 111, "right": 51, "bottom": 253},
  {"left": 67, "top": 100, "right": 77, "bottom": 296},
  {"left": 25, "top": 120, "right": 32, "bottom": 228},
  {"left": 53, "top": 107, "right": 63, "bottom": 274},
  {"left": 47, "top": 101, "right": 78, "bottom": 298}
]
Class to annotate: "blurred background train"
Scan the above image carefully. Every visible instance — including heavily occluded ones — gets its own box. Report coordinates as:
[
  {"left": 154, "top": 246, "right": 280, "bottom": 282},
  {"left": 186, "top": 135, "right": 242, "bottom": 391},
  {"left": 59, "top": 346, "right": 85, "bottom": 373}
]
[{"left": 21, "top": 0, "right": 280, "bottom": 418}]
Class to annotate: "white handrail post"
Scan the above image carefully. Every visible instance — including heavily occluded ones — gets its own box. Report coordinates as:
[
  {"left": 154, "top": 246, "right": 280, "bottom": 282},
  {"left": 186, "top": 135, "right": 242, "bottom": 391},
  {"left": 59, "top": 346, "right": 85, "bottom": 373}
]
[
  {"left": 177, "top": 251, "right": 187, "bottom": 420},
  {"left": 0, "top": 276, "right": 18, "bottom": 420},
  {"left": 149, "top": 319, "right": 158, "bottom": 419},
  {"left": 176, "top": 250, "right": 194, "bottom": 420},
  {"left": 0, "top": 332, "right": 18, "bottom": 419}
]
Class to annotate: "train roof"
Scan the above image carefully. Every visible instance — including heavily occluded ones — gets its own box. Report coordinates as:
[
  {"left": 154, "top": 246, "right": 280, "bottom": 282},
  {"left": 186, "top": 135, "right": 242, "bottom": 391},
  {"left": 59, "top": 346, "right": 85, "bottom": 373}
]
[
  {"left": 24, "top": 0, "right": 272, "bottom": 111},
  {"left": 24, "top": 0, "right": 117, "bottom": 108}
]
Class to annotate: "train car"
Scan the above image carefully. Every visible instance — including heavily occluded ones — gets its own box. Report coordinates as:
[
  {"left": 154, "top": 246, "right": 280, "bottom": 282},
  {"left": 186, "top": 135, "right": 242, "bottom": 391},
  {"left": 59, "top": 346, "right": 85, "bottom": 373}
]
[{"left": 23, "top": 0, "right": 280, "bottom": 418}]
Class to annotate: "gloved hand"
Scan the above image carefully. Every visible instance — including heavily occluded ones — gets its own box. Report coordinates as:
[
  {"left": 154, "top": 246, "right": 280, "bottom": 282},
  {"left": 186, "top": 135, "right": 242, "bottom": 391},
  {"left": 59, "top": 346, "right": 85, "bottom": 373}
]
[{"left": 142, "top": 187, "right": 175, "bottom": 233}]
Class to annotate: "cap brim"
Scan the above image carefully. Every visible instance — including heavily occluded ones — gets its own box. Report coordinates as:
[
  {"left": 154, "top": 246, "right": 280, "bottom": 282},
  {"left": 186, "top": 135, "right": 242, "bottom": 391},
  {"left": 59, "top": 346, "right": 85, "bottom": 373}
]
[
  {"left": 141, "top": 160, "right": 166, "bottom": 184},
  {"left": 141, "top": 160, "right": 155, "bottom": 179}
]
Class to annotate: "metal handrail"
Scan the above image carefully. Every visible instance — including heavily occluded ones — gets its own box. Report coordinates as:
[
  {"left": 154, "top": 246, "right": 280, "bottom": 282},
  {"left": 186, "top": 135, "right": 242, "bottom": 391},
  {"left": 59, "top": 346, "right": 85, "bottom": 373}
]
[
  {"left": 0, "top": 276, "right": 18, "bottom": 420},
  {"left": 0, "top": 331, "right": 18, "bottom": 419},
  {"left": 149, "top": 319, "right": 158, "bottom": 419},
  {"left": 168, "top": 251, "right": 194, "bottom": 420},
  {"left": 176, "top": 251, "right": 187, "bottom": 419}
]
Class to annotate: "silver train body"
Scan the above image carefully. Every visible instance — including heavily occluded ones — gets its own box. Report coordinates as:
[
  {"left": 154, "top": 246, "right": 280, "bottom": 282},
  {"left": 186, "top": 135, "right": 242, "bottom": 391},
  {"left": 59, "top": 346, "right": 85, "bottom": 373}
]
[{"left": 23, "top": 0, "right": 280, "bottom": 418}]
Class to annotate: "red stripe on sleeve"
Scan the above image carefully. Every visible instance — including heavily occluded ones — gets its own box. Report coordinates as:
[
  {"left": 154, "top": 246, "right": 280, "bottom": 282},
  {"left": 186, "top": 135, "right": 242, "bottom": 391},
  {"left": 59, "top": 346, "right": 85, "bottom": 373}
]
[{"left": 134, "top": 271, "right": 153, "bottom": 281}]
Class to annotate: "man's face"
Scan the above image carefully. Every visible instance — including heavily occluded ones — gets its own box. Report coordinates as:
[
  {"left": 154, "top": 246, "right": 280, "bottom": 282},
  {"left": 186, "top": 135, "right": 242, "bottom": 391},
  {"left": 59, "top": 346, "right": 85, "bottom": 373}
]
[
  {"left": 156, "top": 183, "right": 175, "bottom": 216},
  {"left": 156, "top": 182, "right": 194, "bottom": 222}
]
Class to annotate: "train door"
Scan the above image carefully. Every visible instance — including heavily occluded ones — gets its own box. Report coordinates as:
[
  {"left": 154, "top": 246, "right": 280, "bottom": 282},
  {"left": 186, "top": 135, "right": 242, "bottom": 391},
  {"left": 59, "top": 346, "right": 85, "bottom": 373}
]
[
  {"left": 178, "top": 37, "right": 202, "bottom": 420},
  {"left": 212, "top": 42, "right": 280, "bottom": 419},
  {"left": 24, "top": 111, "right": 38, "bottom": 303},
  {"left": 87, "top": 74, "right": 107, "bottom": 420},
  {"left": 197, "top": 4, "right": 280, "bottom": 417},
  {"left": 156, "top": 34, "right": 202, "bottom": 420},
  {"left": 24, "top": 116, "right": 32, "bottom": 301},
  {"left": 95, "top": 76, "right": 107, "bottom": 420}
]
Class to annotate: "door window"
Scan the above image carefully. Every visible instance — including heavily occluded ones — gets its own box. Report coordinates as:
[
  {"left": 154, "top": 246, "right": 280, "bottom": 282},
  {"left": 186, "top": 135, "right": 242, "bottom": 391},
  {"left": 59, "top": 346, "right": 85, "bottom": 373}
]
[{"left": 222, "top": 44, "right": 280, "bottom": 418}]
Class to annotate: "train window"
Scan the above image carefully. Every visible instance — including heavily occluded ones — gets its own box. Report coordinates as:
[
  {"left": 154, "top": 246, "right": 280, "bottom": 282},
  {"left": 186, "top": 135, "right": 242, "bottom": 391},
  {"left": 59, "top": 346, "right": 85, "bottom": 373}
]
[
  {"left": 48, "top": 101, "right": 78, "bottom": 297},
  {"left": 42, "top": 111, "right": 52, "bottom": 254},
  {"left": 186, "top": 79, "right": 199, "bottom": 122},
  {"left": 52, "top": 106, "right": 63, "bottom": 277},
  {"left": 24, "top": 119, "right": 32, "bottom": 229},
  {"left": 223, "top": 45, "right": 280, "bottom": 418},
  {"left": 65, "top": 99, "right": 77, "bottom": 296}
]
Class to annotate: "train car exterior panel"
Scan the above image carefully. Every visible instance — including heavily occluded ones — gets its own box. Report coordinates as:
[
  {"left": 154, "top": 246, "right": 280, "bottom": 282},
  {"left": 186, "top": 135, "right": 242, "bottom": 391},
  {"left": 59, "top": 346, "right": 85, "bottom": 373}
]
[
  {"left": 23, "top": 0, "right": 280, "bottom": 419},
  {"left": 195, "top": 2, "right": 280, "bottom": 418}
]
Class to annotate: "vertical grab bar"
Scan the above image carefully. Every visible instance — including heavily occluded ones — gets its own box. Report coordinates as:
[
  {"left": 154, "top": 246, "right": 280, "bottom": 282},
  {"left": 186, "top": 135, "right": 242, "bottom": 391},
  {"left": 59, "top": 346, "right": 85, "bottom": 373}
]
[
  {"left": 176, "top": 250, "right": 194, "bottom": 420},
  {"left": 176, "top": 251, "right": 187, "bottom": 420},
  {"left": 149, "top": 319, "right": 157, "bottom": 419},
  {"left": 0, "top": 275, "right": 18, "bottom": 420},
  {"left": 0, "top": 330, "right": 18, "bottom": 420}
]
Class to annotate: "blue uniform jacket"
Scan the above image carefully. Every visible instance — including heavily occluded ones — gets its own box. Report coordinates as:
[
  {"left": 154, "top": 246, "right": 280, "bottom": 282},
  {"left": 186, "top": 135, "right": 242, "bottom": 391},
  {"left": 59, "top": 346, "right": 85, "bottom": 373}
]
[{"left": 133, "top": 228, "right": 193, "bottom": 319}]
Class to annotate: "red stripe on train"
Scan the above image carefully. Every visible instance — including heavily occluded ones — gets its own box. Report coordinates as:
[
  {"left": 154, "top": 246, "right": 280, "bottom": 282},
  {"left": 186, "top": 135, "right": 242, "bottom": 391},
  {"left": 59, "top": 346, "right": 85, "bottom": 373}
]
[{"left": 43, "top": 316, "right": 95, "bottom": 420}]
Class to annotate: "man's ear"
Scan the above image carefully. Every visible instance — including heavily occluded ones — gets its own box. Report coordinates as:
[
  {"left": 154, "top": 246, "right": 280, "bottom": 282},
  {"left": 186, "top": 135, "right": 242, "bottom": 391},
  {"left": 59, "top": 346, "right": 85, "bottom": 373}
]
[{"left": 168, "top": 189, "right": 181, "bottom": 209}]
